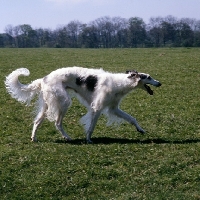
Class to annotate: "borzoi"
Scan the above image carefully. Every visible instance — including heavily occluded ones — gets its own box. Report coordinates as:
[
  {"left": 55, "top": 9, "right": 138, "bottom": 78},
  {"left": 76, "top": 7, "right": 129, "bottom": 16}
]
[{"left": 5, "top": 67, "right": 161, "bottom": 143}]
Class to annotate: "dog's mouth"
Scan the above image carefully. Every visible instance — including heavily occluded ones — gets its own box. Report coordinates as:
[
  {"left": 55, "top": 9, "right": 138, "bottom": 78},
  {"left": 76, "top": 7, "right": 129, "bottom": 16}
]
[{"left": 144, "top": 84, "right": 153, "bottom": 95}]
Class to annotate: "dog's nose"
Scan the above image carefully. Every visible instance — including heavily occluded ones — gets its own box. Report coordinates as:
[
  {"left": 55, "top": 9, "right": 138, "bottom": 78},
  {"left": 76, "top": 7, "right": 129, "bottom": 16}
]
[{"left": 157, "top": 82, "right": 162, "bottom": 87}]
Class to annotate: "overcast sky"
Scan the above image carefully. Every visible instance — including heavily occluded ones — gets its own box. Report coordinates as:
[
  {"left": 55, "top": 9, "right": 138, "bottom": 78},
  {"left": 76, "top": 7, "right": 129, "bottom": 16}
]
[{"left": 1, "top": 0, "right": 200, "bottom": 33}]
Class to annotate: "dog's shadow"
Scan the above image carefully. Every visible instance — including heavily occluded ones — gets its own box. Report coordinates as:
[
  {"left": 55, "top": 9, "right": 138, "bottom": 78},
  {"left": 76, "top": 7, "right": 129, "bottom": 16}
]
[{"left": 55, "top": 137, "right": 200, "bottom": 145}]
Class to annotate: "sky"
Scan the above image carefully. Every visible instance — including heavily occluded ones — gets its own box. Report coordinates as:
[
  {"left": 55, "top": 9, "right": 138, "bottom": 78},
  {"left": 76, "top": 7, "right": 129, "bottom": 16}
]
[{"left": 1, "top": 0, "right": 200, "bottom": 33}]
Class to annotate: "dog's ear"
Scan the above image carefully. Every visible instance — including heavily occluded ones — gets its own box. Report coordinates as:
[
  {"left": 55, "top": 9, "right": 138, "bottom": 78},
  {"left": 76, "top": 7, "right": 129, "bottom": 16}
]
[
  {"left": 126, "top": 70, "right": 138, "bottom": 78},
  {"left": 126, "top": 70, "right": 131, "bottom": 74},
  {"left": 126, "top": 70, "right": 138, "bottom": 74}
]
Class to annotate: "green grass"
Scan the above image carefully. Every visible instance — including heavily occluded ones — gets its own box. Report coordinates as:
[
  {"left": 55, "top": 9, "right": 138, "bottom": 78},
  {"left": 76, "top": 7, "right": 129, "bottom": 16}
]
[{"left": 0, "top": 48, "right": 200, "bottom": 199}]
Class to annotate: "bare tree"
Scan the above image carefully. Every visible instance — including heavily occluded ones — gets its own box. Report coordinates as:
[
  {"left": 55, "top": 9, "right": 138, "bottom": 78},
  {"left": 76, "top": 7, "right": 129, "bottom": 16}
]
[
  {"left": 2, "top": 15, "right": 200, "bottom": 48},
  {"left": 128, "top": 17, "right": 146, "bottom": 47},
  {"left": 67, "top": 20, "right": 83, "bottom": 47},
  {"left": 5, "top": 25, "right": 14, "bottom": 37}
]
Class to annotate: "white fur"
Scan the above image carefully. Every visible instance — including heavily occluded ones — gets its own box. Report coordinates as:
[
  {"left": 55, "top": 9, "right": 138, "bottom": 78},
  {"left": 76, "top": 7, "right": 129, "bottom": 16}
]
[{"left": 5, "top": 67, "right": 161, "bottom": 143}]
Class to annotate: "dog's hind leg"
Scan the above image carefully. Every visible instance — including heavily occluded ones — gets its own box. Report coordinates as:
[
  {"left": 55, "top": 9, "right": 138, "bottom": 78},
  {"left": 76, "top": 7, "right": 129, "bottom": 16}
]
[
  {"left": 31, "top": 114, "right": 45, "bottom": 142},
  {"left": 44, "top": 87, "right": 72, "bottom": 141},
  {"left": 55, "top": 112, "right": 72, "bottom": 141},
  {"left": 31, "top": 97, "right": 47, "bottom": 141},
  {"left": 113, "top": 108, "right": 145, "bottom": 134},
  {"left": 54, "top": 93, "right": 72, "bottom": 141}
]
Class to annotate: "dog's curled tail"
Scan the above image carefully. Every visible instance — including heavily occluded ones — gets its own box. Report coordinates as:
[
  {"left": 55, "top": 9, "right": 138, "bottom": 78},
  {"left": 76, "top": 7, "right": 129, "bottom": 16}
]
[{"left": 5, "top": 68, "right": 42, "bottom": 105}]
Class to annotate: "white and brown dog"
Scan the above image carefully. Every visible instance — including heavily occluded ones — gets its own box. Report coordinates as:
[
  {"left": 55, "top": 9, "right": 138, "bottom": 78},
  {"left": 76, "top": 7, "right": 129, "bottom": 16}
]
[{"left": 5, "top": 67, "right": 161, "bottom": 143}]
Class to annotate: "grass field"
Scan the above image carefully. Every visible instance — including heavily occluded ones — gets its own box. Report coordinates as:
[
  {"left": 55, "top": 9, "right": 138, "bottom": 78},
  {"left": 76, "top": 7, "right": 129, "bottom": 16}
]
[{"left": 0, "top": 48, "right": 200, "bottom": 199}]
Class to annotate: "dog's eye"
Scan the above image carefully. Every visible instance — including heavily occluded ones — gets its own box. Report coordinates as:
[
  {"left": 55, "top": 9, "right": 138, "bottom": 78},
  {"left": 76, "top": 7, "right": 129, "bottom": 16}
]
[{"left": 147, "top": 76, "right": 151, "bottom": 80}]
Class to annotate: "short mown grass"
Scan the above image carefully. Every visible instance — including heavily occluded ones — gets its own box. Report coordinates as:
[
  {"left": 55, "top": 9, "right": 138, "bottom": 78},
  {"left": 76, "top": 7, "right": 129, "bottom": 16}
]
[{"left": 0, "top": 48, "right": 200, "bottom": 199}]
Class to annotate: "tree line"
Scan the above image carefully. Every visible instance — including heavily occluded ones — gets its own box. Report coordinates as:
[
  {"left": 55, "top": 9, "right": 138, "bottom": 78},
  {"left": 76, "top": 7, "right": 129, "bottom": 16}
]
[{"left": 1, "top": 15, "right": 200, "bottom": 48}]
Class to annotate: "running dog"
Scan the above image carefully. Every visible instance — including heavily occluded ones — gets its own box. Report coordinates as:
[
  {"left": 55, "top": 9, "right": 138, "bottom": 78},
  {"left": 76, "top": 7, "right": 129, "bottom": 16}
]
[{"left": 5, "top": 67, "right": 161, "bottom": 143}]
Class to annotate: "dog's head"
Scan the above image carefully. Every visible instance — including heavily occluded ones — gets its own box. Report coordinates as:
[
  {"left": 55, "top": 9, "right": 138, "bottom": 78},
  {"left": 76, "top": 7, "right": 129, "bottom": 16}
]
[{"left": 126, "top": 70, "right": 161, "bottom": 95}]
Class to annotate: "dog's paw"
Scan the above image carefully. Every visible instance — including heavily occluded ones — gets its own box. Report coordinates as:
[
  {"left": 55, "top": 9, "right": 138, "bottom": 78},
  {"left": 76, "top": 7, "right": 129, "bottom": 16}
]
[
  {"left": 31, "top": 137, "right": 37, "bottom": 142},
  {"left": 64, "top": 137, "right": 72, "bottom": 142},
  {"left": 137, "top": 128, "right": 145, "bottom": 134},
  {"left": 86, "top": 139, "right": 93, "bottom": 144}
]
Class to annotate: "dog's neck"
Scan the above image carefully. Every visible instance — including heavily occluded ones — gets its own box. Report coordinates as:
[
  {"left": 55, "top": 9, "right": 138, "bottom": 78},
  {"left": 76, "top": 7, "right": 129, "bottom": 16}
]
[{"left": 110, "top": 73, "right": 140, "bottom": 94}]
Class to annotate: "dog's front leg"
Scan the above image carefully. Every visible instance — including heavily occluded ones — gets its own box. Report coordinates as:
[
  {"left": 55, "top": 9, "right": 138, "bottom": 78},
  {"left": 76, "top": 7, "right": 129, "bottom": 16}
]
[
  {"left": 113, "top": 108, "right": 145, "bottom": 134},
  {"left": 86, "top": 111, "right": 101, "bottom": 144}
]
